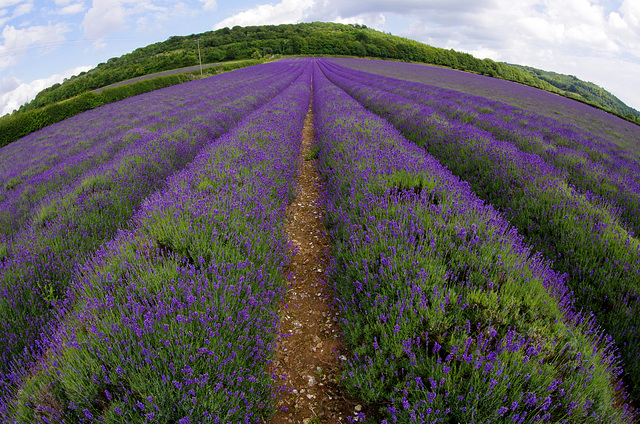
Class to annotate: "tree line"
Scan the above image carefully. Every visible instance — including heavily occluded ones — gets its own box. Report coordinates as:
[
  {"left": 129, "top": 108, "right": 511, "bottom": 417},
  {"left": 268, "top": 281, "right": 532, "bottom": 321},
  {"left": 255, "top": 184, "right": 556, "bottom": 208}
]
[{"left": 5, "top": 22, "right": 639, "bottom": 126}]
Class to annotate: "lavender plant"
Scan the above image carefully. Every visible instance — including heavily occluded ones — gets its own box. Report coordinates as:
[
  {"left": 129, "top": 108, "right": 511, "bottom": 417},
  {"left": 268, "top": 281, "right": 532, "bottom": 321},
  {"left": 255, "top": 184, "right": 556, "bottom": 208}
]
[
  {"left": 5, "top": 59, "right": 312, "bottom": 423},
  {"left": 313, "top": 63, "right": 634, "bottom": 423},
  {"left": 0, "top": 64, "right": 282, "bottom": 246},
  {"left": 318, "top": 59, "right": 640, "bottom": 401},
  {"left": 323, "top": 61, "right": 640, "bottom": 237},
  {"left": 0, "top": 61, "right": 306, "bottom": 415},
  {"left": 330, "top": 57, "right": 640, "bottom": 157},
  {"left": 3, "top": 56, "right": 638, "bottom": 423}
]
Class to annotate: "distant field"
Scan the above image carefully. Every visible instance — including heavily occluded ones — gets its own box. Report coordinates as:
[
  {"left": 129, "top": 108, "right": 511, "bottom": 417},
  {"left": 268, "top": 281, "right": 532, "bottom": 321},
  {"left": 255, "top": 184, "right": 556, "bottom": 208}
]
[
  {"left": 1, "top": 58, "right": 638, "bottom": 423},
  {"left": 334, "top": 57, "right": 640, "bottom": 155},
  {"left": 92, "top": 61, "right": 235, "bottom": 93},
  {"left": 0, "top": 59, "right": 262, "bottom": 149}
]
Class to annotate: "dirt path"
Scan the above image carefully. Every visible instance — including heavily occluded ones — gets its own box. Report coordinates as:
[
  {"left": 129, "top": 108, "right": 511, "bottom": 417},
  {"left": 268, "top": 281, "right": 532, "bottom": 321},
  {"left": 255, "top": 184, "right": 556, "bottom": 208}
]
[
  {"left": 270, "top": 101, "right": 357, "bottom": 424},
  {"left": 92, "top": 61, "right": 236, "bottom": 93}
]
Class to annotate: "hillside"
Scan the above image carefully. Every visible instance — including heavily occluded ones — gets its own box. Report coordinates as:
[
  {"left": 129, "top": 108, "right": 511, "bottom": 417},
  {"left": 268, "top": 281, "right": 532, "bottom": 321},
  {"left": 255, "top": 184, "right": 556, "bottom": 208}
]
[
  {"left": 8, "top": 22, "right": 638, "bottom": 126},
  {"left": 505, "top": 63, "right": 640, "bottom": 121}
]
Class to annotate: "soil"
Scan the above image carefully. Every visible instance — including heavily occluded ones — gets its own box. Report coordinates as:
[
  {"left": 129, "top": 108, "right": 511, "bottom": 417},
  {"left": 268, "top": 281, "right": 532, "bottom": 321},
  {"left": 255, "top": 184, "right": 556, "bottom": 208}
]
[{"left": 269, "top": 101, "right": 359, "bottom": 424}]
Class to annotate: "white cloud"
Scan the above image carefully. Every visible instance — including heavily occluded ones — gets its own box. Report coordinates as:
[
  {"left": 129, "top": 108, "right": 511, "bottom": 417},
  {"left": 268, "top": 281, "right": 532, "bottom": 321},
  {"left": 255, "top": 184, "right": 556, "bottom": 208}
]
[
  {"left": 132, "top": 1, "right": 199, "bottom": 34},
  {"left": 200, "top": 0, "right": 216, "bottom": 12},
  {"left": 0, "top": 0, "right": 23, "bottom": 8},
  {"left": 609, "top": 0, "right": 640, "bottom": 57},
  {"left": 0, "top": 65, "right": 92, "bottom": 116},
  {"left": 0, "top": 0, "right": 33, "bottom": 25},
  {"left": 170, "top": 1, "right": 194, "bottom": 17},
  {"left": 59, "top": 3, "right": 85, "bottom": 14},
  {"left": 308, "top": 0, "right": 488, "bottom": 20},
  {"left": 333, "top": 12, "right": 386, "bottom": 28},
  {"left": 0, "top": 23, "right": 69, "bottom": 70},
  {"left": 517, "top": 17, "right": 565, "bottom": 43},
  {"left": 81, "top": 0, "right": 128, "bottom": 42},
  {"left": 213, "top": 0, "right": 314, "bottom": 29},
  {"left": 12, "top": 0, "right": 32, "bottom": 16},
  {"left": 609, "top": 11, "right": 627, "bottom": 30},
  {"left": 621, "top": 0, "right": 640, "bottom": 28},
  {"left": 467, "top": 46, "right": 501, "bottom": 61},
  {"left": 81, "top": 1, "right": 204, "bottom": 45},
  {"left": 0, "top": 75, "right": 19, "bottom": 93}
]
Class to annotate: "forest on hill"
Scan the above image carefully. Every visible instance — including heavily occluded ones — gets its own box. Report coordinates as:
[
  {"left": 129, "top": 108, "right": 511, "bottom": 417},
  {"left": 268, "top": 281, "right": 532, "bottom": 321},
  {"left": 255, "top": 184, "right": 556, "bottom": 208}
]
[{"left": 6, "top": 22, "right": 640, "bottom": 124}]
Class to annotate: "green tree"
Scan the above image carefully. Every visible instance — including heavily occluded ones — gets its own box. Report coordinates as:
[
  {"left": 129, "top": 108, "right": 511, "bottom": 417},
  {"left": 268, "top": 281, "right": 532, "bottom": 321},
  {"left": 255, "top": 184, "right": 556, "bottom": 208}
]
[{"left": 351, "top": 41, "right": 367, "bottom": 57}]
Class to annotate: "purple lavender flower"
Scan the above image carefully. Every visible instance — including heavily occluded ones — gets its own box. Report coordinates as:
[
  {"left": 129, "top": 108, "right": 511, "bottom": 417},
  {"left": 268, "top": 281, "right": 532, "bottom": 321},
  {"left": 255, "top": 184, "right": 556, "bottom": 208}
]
[
  {"left": 319, "top": 57, "right": 640, "bottom": 405},
  {"left": 314, "top": 59, "right": 634, "bottom": 423},
  {"left": 2, "top": 59, "right": 312, "bottom": 422}
]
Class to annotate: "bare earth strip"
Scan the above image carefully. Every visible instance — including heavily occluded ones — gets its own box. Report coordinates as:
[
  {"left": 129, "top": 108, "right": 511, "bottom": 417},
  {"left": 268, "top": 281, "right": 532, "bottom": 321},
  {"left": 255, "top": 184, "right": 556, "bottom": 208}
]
[
  {"left": 270, "top": 101, "right": 358, "bottom": 424},
  {"left": 92, "top": 62, "right": 236, "bottom": 93}
]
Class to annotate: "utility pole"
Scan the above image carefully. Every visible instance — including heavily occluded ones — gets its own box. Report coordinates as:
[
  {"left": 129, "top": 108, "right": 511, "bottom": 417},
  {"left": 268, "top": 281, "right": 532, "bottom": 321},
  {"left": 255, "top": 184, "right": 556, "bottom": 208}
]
[{"left": 197, "top": 38, "right": 203, "bottom": 76}]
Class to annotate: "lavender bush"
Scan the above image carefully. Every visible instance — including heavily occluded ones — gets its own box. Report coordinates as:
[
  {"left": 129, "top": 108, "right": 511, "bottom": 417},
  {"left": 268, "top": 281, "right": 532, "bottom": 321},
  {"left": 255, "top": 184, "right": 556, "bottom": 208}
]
[
  {"left": 0, "top": 60, "right": 307, "bottom": 416},
  {"left": 5, "top": 59, "right": 312, "bottom": 423},
  {"left": 2, "top": 56, "right": 639, "bottom": 422},
  {"left": 0, "top": 63, "right": 282, "bottom": 246},
  {"left": 313, "top": 62, "right": 633, "bottom": 423},
  {"left": 330, "top": 58, "right": 640, "bottom": 156},
  {"left": 323, "top": 61, "right": 640, "bottom": 237},
  {"left": 318, "top": 59, "right": 640, "bottom": 401}
]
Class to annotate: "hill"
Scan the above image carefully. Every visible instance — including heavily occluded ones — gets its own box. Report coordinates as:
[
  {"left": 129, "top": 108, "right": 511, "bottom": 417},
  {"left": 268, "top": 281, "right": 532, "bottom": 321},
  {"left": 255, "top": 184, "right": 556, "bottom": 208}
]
[
  {"left": 8, "top": 22, "right": 639, "bottom": 125},
  {"left": 505, "top": 63, "right": 640, "bottom": 121}
]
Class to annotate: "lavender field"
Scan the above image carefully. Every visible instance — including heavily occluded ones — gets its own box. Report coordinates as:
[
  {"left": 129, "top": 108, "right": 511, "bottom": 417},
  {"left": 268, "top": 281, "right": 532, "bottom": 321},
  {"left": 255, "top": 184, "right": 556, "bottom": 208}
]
[
  {"left": 1, "top": 57, "right": 639, "bottom": 423},
  {"left": 333, "top": 58, "right": 640, "bottom": 156}
]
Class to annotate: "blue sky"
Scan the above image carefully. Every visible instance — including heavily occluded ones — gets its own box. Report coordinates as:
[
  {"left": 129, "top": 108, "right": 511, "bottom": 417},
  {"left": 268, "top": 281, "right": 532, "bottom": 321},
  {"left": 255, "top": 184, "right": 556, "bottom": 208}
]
[{"left": 0, "top": 0, "right": 639, "bottom": 116}]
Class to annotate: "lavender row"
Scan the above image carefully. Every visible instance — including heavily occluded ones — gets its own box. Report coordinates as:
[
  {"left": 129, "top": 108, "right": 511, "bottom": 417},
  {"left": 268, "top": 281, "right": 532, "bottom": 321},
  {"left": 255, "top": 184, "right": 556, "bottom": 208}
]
[
  {"left": 325, "top": 59, "right": 638, "bottom": 173},
  {"left": 0, "top": 63, "right": 287, "bottom": 246},
  {"left": 0, "top": 65, "right": 271, "bottom": 191},
  {"left": 324, "top": 59, "right": 639, "bottom": 176},
  {"left": 323, "top": 60, "right": 640, "bottom": 237},
  {"left": 318, "top": 60, "right": 640, "bottom": 400},
  {"left": 0, "top": 61, "right": 306, "bottom": 408},
  {"left": 313, "top": 63, "right": 633, "bottom": 423},
  {"left": 0, "top": 61, "right": 281, "bottom": 182},
  {"left": 330, "top": 55, "right": 640, "bottom": 149},
  {"left": 5, "top": 59, "right": 312, "bottom": 423}
]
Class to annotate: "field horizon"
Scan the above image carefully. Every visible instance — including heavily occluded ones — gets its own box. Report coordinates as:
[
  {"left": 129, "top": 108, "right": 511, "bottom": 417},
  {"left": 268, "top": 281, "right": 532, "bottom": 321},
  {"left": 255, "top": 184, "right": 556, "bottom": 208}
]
[{"left": 4, "top": 22, "right": 639, "bottom": 137}]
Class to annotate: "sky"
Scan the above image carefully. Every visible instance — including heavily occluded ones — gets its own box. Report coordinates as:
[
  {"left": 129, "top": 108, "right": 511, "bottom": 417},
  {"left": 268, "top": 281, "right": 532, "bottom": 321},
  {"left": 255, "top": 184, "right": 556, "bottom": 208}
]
[{"left": 0, "top": 0, "right": 639, "bottom": 116}]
